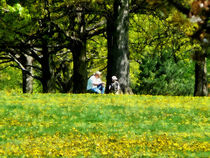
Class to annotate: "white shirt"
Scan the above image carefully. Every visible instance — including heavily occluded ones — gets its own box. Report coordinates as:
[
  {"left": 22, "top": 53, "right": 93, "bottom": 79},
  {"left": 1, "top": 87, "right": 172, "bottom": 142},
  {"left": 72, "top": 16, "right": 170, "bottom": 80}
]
[{"left": 87, "top": 75, "right": 102, "bottom": 90}]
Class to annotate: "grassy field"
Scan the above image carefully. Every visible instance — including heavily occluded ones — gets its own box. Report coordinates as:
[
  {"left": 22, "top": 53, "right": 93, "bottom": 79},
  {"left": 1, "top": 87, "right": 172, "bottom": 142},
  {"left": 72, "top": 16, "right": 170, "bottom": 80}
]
[{"left": 0, "top": 92, "right": 209, "bottom": 157}]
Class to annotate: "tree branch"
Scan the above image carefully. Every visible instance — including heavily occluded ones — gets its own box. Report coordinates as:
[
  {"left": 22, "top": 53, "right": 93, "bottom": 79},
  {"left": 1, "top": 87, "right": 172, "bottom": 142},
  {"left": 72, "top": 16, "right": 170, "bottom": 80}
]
[
  {"left": 166, "top": 0, "right": 190, "bottom": 15},
  {"left": 8, "top": 52, "right": 26, "bottom": 71},
  {"left": 87, "top": 28, "right": 106, "bottom": 39},
  {"left": 86, "top": 20, "right": 106, "bottom": 32}
]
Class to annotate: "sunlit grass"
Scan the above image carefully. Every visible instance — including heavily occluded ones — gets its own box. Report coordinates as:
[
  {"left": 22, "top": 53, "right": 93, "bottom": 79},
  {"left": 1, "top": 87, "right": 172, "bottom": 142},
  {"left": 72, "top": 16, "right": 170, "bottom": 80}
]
[{"left": 0, "top": 92, "right": 209, "bottom": 157}]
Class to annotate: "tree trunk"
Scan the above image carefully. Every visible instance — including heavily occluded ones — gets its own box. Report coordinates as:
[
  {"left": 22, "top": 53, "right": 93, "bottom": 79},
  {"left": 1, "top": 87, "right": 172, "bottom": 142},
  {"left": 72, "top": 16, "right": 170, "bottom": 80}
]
[
  {"left": 106, "top": 0, "right": 132, "bottom": 94},
  {"left": 41, "top": 54, "right": 51, "bottom": 93},
  {"left": 194, "top": 50, "right": 208, "bottom": 96},
  {"left": 72, "top": 40, "right": 87, "bottom": 93},
  {"left": 22, "top": 55, "right": 33, "bottom": 93},
  {"left": 41, "top": 41, "right": 56, "bottom": 93},
  {"left": 56, "top": 63, "right": 73, "bottom": 93},
  {"left": 71, "top": 8, "right": 88, "bottom": 93},
  {"left": 105, "top": 16, "right": 114, "bottom": 93}
]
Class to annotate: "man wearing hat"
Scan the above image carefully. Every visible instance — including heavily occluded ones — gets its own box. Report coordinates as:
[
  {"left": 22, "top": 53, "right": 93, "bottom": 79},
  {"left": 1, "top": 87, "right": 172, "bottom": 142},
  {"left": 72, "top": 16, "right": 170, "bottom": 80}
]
[{"left": 87, "top": 71, "right": 105, "bottom": 94}]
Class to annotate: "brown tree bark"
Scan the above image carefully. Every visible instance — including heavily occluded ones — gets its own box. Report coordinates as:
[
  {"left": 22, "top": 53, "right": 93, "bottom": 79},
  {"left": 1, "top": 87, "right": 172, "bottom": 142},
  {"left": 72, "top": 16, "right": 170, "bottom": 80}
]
[
  {"left": 194, "top": 50, "right": 208, "bottom": 96},
  {"left": 72, "top": 40, "right": 87, "bottom": 93},
  {"left": 40, "top": 39, "right": 56, "bottom": 93},
  {"left": 71, "top": 9, "right": 88, "bottom": 93}
]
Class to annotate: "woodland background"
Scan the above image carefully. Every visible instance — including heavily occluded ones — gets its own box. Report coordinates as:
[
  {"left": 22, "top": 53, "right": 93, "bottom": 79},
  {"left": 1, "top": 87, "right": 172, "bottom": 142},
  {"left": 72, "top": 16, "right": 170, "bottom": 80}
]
[{"left": 0, "top": 0, "right": 209, "bottom": 96}]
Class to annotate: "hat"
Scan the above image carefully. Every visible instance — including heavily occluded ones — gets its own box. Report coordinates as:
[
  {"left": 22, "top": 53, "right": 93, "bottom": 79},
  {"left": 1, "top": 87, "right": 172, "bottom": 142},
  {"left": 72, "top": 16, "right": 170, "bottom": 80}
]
[
  {"left": 112, "top": 76, "right": 117, "bottom": 81},
  {"left": 95, "top": 71, "right": 102, "bottom": 75}
]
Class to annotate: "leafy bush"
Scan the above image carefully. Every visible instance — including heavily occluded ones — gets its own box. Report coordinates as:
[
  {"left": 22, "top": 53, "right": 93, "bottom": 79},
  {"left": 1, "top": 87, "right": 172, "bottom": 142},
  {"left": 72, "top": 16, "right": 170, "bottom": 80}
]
[{"left": 133, "top": 50, "right": 194, "bottom": 96}]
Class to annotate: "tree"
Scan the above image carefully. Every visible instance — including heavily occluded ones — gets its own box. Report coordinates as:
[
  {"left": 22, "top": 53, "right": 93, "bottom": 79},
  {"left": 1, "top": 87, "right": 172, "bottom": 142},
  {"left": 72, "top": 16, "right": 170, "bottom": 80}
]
[
  {"left": 106, "top": 0, "right": 132, "bottom": 94},
  {"left": 0, "top": 1, "right": 35, "bottom": 93},
  {"left": 147, "top": 0, "right": 209, "bottom": 96},
  {"left": 1, "top": 0, "right": 106, "bottom": 93},
  {"left": 55, "top": 1, "right": 106, "bottom": 93},
  {"left": 129, "top": 13, "right": 195, "bottom": 95},
  {"left": 0, "top": 0, "right": 70, "bottom": 93}
]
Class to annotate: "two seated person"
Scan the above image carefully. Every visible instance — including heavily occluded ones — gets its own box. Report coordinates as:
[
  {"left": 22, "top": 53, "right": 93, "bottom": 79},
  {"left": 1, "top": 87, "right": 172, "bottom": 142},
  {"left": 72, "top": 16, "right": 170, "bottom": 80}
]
[{"left": 87, "top": 71, "right": 120, "bottom": 94}]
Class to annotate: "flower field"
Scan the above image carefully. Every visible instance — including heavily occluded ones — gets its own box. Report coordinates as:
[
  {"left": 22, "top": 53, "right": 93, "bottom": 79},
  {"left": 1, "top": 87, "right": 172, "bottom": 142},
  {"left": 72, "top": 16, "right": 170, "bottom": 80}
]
[{"left": 0, "top": 92, "right": 209, "bottom": 157}]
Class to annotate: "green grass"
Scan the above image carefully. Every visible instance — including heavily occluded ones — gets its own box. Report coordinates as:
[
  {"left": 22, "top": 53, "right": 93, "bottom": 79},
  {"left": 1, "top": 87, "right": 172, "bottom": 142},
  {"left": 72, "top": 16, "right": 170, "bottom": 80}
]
[{"left": 0, "top": 92, "right": 209, "bottom": 157}]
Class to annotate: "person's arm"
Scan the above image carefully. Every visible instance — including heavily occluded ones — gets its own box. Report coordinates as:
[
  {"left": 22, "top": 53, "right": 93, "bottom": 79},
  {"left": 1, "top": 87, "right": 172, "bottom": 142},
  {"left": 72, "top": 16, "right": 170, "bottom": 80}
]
[
  {"left": 92, "top": 81, "right": 99, "bottom": 86},
  {"left": 95, "top": 78, "right": 105, "bottom": 86},
  {"left": 91, "top": 77, "right": 100, "bottom": 86},
  {"left": 117, "top": 81, "right": 120, "bottom": 90},
  {"left": 109, "top": 85, "right": 111, "bottom": 90}
]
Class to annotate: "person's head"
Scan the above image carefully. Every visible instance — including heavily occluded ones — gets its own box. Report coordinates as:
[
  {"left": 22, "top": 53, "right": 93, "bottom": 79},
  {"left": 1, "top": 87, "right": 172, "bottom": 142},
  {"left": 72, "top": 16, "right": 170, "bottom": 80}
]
[
  {"left": 94, "top": 71, "right": 101, "bottom": 78},
  {"left": 112, "top": 76, "right": 118, "bottom": 82}
]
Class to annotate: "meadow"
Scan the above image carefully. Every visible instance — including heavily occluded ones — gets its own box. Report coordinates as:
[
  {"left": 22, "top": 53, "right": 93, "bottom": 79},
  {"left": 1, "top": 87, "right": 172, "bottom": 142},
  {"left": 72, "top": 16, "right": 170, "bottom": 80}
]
[{"left": 0, "top": 91, "right": 209, "bottom": 157}]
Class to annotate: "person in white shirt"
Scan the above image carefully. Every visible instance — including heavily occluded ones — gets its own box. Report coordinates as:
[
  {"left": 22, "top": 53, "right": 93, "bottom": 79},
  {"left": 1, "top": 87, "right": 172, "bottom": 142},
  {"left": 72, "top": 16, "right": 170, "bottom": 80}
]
[{"left": 87, "top": 71, "right": 105, "bottom": 94}]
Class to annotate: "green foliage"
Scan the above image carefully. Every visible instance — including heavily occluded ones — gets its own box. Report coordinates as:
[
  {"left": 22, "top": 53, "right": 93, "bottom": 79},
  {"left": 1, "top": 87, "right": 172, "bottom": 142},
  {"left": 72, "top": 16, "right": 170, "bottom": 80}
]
[
  {"left": 134, "top": 50, "right": 194, "bottom": 95},
  {"left": 129, "top": 14, "right": 195, "bottom": 96},
  {"left": 0, "top": 66, "right": 22, "bottom": 92},
  {"left": 87, "top": 34, "right": 107, "bottom": 79},
  {"left": 0, "top": 2, "right": 31, "bottom": 42}
]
